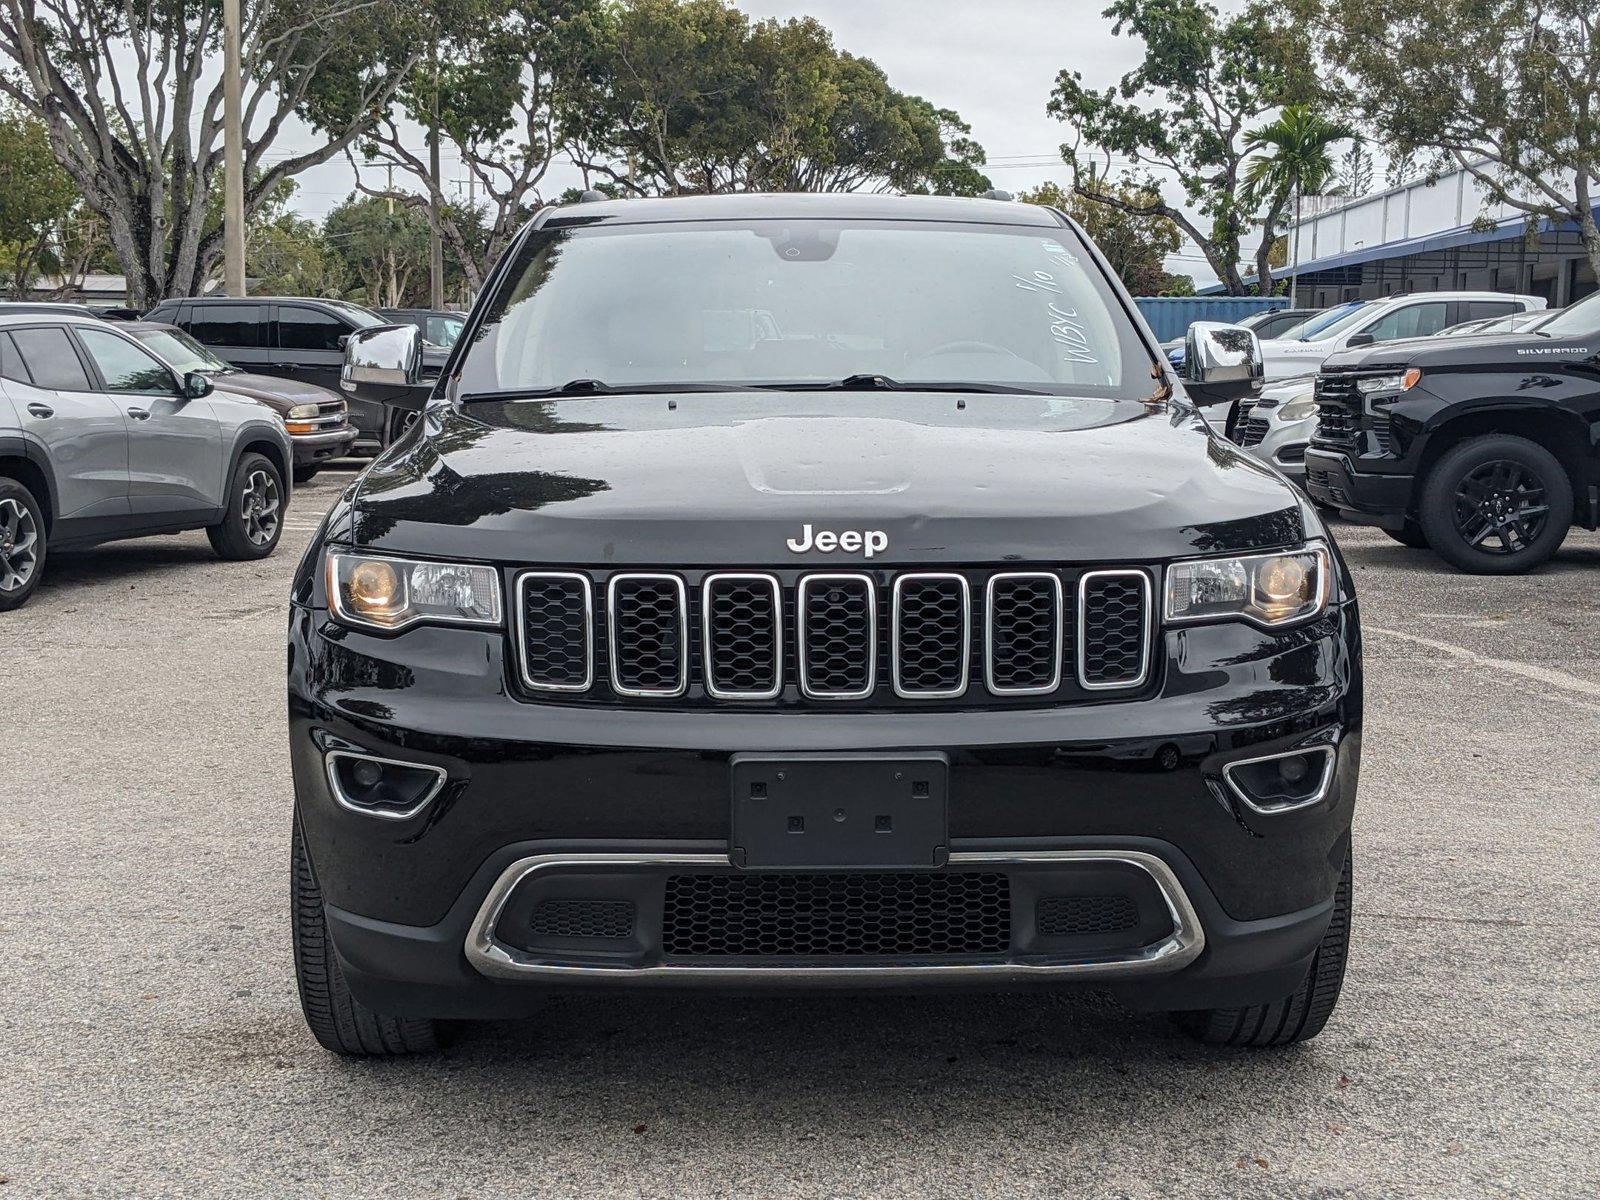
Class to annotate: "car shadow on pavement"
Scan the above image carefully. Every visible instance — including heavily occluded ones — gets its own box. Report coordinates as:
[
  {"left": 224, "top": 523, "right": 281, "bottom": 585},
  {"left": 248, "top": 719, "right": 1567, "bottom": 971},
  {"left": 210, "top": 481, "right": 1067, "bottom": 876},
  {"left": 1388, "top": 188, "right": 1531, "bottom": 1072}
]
[
  {"left": 325, "top": 990, "right": 1339, "bottom": 1138},
  {"left": 35, "top": 539, "right": 224, "bottom": 592}
]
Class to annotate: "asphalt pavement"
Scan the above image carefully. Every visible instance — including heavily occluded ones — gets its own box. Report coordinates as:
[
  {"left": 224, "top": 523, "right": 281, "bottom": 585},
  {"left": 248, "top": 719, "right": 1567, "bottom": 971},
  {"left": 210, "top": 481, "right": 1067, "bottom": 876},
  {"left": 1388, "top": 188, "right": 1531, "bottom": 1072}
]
[{"left": 3, "top": 467, "right": 1597, "bottom": 1199}]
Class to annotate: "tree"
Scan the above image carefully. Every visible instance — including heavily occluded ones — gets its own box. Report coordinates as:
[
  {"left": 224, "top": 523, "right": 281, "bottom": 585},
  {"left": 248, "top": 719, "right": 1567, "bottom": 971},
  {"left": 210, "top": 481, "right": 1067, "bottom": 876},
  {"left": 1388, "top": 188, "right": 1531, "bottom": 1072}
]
[
  {"left": 324, "top": 195, "right": 433, "bottom": 307},
  {"left": 0, "top": 105, "right": 78, "bottom": 296},
  {"left": 1337, "top": 140, "right": 1373, "bottom": 198},
  {"left": 355, "top": 0, "right": 596, "bottom": 292},
  {"left": 1314, "top": 0, "right": 1600, "bottom": 283},
  {"left": 1241, "top": 105, "right": 1355, "bottom": 299},
  {"left": 1048, "top": 0, "right": 1319, "bottom": 295},
  {"left": 1019, "top": 177, "right": 1188, "bottom": 295},
  {"left": 0, "top": 0, "right": 429, "bottom": 307},
  {"left": 562, "top": 0, "right": 989, "bottom": 198},
  {"left": 249, "top": 213, "right": 349, "bottom": 297}
]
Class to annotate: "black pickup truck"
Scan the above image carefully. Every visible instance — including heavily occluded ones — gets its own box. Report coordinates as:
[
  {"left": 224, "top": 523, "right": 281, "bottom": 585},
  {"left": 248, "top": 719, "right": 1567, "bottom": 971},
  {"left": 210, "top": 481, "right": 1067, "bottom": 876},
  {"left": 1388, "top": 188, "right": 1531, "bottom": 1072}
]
[{"left": 1305, "top": 293, "right": 1600, "bottom": 573}]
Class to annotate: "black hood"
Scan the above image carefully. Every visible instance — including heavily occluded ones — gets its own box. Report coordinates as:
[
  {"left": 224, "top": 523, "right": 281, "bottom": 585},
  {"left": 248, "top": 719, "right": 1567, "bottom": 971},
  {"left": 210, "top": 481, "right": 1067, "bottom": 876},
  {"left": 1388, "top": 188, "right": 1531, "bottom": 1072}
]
[
  {"left": 209, "top": 371, "right": 339, "bottom": 414},
  {"left": 346, "top": 393, "right": 1306, "bottom": 565},
  {"left": 1324, "top": 330, "right": 1597, "bottom": 373}
]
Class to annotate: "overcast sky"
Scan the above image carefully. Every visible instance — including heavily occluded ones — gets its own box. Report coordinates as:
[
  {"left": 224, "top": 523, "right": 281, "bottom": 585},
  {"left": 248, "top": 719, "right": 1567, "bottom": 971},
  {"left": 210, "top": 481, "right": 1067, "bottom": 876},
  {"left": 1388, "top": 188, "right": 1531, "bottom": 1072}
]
[{"left": 284, "top": 0, "right": 1239, "bottom": 286}]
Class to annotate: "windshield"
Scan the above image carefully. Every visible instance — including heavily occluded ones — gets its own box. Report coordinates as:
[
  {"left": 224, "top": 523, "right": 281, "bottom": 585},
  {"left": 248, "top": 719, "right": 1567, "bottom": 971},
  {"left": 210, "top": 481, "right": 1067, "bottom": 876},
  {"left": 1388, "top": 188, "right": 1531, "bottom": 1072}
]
[
  {"left": 135, "top": 327, "right": 232, "bottom": 373},
  {"left": 427, "top": 315, "right": 465, "bottom": 347},
  {"left": 1284, "top": 301, "right": 1372, "bottom": 342},
  {"left": 1536, "top": 293, "right": 1599, "bottom": 338},
  {"left": 454, "top": 219, "right": 1153, "bottom": 399},
  {"left": 326, "top": 301, "right": 387, "bottom": 330}
]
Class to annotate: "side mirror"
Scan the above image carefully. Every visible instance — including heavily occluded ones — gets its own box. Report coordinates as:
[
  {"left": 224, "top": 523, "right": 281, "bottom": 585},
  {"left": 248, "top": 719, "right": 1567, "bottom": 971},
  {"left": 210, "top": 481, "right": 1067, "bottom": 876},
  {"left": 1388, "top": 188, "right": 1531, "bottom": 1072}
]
[
  {"left": 182, "top": 371, "right": 213, "bottom": 400},
  {"left": 1182, "top": 321, "right": 1263, "bottom": 406},
  {"left": 1345, "top": 331, "right": 1375, "bottom": 348},
  {"left": 342, "top": 323, "right": 422, "bottom": 391}
]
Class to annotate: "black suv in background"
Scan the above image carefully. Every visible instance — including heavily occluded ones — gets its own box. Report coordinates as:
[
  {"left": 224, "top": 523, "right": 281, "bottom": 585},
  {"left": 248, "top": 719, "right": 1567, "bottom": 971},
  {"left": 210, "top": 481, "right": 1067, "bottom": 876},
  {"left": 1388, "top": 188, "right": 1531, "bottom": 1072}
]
[
  {"left": 1305, "top": 290, "right": 1600, "bottom": 573},
  {"left": 143, "top": 297, "right": 445, "bottom": 453},
  {"left": 290, "top": 193, "right": 1360, "bottom": 1058}
]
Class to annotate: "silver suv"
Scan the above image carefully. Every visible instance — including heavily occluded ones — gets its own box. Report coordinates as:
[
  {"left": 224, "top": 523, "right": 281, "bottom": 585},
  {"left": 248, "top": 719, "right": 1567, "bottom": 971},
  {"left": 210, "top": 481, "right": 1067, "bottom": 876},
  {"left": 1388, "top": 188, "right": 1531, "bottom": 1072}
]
[{"left": 0, "top": 314, "right": 294, "bottom": 610}]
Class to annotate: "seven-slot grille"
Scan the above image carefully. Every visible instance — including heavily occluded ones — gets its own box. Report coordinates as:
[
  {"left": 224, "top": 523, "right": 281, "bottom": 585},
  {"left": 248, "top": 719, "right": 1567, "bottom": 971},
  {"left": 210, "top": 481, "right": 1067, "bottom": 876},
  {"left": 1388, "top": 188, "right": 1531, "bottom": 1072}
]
[
  {"left": 1312, "top": 374, "right": 1362, "bottom": 450},
  {"left": 514, "top": 567, "right": 1154, "bottom": 705}
]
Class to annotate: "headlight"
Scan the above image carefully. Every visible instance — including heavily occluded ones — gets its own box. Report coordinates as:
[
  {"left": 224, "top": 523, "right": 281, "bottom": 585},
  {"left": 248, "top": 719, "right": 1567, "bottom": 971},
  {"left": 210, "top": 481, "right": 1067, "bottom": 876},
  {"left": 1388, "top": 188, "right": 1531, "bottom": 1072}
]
[
  {"left": 287, "top": 403, "right": 319, "bottom": 419},
  {"left": 1165, "top": 543, "right": 1330, "bottom": 628},
  {"left": 327, "top": 552, "right": 502, "bottom": 631},
  {"left": 1354, "top": 367, "right": 1421, "bottom": 396},
  {"left": 1279, "top": 398, "right": 1317, "bottom": 421}
]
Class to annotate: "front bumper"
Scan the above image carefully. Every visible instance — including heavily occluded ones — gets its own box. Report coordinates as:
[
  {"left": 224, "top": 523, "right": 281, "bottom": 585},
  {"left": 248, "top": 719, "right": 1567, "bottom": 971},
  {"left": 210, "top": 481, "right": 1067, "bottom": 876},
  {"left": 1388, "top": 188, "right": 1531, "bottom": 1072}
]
[
  {"left": 290, "top": 427, "right": 358, "bottom": 467},
  {"left": 290, "top": 595, "right": 1361, "bottom": 1016},
  {"left": 1304, "top": 450, "right": 1412, "bottom": 528}
]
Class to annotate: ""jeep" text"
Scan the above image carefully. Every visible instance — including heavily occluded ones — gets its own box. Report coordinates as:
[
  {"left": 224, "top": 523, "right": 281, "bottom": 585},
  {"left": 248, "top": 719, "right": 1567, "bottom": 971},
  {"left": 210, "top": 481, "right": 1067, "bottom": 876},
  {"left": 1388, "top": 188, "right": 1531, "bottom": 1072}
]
[{"left": 785, "top": 524, "right": 889, "bottom": 558}]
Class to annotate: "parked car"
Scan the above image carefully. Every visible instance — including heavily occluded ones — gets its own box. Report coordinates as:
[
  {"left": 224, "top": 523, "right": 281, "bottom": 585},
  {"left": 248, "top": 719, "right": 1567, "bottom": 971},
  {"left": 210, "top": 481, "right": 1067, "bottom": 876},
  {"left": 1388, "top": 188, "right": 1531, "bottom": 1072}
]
[
  {"left": 1305, "top": 288, "right": 1600, "bottom": 572},
  {"left": 0, "top": 301, "right": 138, "bottom": 321},
  {"left": 1257, "top": 292, "right": 1545, "bottom": 380},
  {"left": 1434, "top": 309, "right": 1556, "bottom": 339},
  {"left": 378, "top": 308, "right": 468, "bottom": 348},
  {"left": 122, "top": 322, "right": 357, "bottom": 483},
  {"left": 1164, "top": 306, "right": 1319, "bottom": 369},
  {"left": 287, "top": 192, "right": 1360, "bottom": 1057},
  {"left": 0, "top": 313, "right": 292, "bottom": 610},
  {"left": 1226, "top": 375, "right": 1319, "bottom": 484},
  {"left": 142, "top": 296, "right": 445, "bottom": 454}
]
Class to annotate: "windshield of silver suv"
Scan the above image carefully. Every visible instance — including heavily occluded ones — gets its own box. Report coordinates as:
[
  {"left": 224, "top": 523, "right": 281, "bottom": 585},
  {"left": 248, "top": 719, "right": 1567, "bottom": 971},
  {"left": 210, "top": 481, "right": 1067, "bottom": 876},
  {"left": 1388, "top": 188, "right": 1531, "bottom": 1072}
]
[
  {"left": 454, "top": 219, "right": 1156, "bottom": 400},
  {"left": 131, "top": 327, "right": 235, "bottom": 374}
]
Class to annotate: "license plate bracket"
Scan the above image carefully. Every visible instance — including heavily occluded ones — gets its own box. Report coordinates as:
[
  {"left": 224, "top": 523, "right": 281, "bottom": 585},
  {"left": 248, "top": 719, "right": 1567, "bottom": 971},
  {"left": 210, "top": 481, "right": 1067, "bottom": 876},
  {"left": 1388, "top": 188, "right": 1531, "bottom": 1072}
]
[{"left": 729, "top": 752, "right": 949, "bottom": 869}]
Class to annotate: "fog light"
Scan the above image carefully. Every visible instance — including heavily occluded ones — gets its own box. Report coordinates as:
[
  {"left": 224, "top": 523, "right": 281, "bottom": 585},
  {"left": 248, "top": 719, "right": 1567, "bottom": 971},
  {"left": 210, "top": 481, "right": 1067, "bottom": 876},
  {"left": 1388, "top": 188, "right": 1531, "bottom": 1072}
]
[
  {"left": 326, "top": 750, "right": 448, "bottom": 820},
  {"left": 1221, "top": 746, "right": 1336, "bottom": 814}
]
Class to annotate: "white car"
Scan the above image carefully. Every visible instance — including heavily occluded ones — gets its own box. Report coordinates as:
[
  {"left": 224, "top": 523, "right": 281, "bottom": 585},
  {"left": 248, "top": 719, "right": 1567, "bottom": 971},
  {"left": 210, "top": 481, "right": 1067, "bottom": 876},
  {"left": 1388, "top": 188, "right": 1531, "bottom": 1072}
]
[
  {"left": 1256, "top": 291, "right": 1545, "bottom": 380},
  {"left": 1229, "top": 376, "right": 1319, "bottom": 484}
]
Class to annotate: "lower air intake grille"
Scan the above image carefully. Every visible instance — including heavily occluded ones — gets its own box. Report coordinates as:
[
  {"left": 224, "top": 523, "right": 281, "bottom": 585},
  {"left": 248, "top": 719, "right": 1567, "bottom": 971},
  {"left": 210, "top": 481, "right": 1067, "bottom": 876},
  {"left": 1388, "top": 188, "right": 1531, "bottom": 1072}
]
[
  {"left": 702, "top": 574, "right": 781, "bottom": 699},
  {"left": 1036, "top": 894, "right": 1139, "bottom": 936},
  {"left": 798, "top": 574, "right": 875, "bottom": 698},
  {"left": 528, "top": 899, "right": 635, "bottom": 939},
  {"left": 661, "top": 872, "right": 1011, "bottom": 957},
  {"left": 986, "top": 573, "right": 1062, "bottom": 694},
  {"left": 516, "top": 572, "right": 592, "bottom": 691},
  {"left": 1079, "top": 570, "right": 1150, "bottom": 689},
  {"left": 894, "top": 574, "right": 970, "bottom": 697},
  {"left": 607, "top": 574, "right": 687, "bottom": 696}
]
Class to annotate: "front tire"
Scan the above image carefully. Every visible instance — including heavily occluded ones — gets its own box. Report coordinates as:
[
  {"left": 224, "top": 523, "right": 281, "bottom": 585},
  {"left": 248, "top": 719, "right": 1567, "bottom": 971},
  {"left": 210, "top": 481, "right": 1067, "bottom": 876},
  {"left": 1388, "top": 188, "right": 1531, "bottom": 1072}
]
[
  {"left": 291, "top": 818, "right": 443, "bottom": 1056},
  {"left": 0, "top": 476, "right": 46, "bottom": 611},
  {"left": 1174, "top": 852, "right": 1351, "bottom": 1048},
  {"left": 292, "top": 464, "right": 319, "bottom": 485},
  {"left": 1417, "top": 435, "right": 1572, "bottom": 574},
  {"left": 207, "top": 451, "right": 285, "bottom": 560}
]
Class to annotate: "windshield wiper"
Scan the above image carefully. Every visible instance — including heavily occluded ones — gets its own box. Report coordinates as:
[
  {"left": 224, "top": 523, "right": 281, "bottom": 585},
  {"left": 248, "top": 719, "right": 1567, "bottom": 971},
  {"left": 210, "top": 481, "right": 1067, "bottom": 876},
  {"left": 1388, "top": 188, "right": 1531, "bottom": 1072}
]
[
  {"left": 458, "top": 380, "right": 749, "bottom": 402},
  {"left": 766, "top": 374, "right": 1058, "bottom": 395}
]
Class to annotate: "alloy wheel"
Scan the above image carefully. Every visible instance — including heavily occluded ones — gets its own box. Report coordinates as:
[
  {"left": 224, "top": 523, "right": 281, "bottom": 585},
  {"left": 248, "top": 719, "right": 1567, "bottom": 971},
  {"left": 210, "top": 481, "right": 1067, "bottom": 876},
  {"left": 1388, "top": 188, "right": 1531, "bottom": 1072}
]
[
  {"left": 0, "top": 496, "right": 40, "bottom": 593},
  {"left": 1451, "top": 459, "right": 1549, "bottom": 555},
  {"left": 241, "top": 469, "right": 282, "bottom": 547}
]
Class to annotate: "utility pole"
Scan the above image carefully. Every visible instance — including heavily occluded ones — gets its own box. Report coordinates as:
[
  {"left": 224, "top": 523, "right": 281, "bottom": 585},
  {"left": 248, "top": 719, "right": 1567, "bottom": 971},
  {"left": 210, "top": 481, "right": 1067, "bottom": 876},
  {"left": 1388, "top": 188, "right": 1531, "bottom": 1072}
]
[
  {"left": 427, "top": 39, "right": 444, "bottom": 310},
  {"left": 222, "top": 0, "right": 246, "bottom": 296}
]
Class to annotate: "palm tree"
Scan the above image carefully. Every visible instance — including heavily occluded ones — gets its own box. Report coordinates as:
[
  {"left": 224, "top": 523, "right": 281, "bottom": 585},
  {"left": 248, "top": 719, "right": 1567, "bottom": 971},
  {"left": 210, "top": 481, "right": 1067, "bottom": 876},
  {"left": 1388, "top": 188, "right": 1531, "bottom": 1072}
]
[{"left": 1242, "top": 106, "right": 1357, "bottom": 302}]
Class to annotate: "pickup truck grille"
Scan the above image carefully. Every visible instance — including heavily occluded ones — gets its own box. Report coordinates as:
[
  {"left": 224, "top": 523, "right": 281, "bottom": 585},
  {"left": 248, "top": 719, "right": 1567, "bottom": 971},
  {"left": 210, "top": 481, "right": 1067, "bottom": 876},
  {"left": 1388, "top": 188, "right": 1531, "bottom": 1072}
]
[
  {"left": 513, "top": 566, "right": 1155, "bottom": 708},
  {"left": 1311, "top": 374, "right": 1362, "bottom": 451},
  {"left": 1230, "top": 400, "right": 1270, "bottom": 448}
]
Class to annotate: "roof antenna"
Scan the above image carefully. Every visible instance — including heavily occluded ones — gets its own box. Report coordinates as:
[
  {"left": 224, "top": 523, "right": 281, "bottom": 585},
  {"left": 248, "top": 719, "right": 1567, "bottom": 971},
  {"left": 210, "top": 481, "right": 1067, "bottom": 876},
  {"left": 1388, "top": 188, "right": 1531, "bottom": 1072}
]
[{"left": 980, "top": 188, "right": 1014, "bottom": 202}]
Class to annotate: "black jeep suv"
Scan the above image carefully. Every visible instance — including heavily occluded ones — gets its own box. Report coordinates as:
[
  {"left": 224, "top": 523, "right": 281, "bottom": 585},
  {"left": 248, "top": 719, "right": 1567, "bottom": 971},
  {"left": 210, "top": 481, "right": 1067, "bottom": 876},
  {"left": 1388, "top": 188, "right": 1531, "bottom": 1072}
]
[
  {"left": 288, "top": 194, "right": 1361, "bottom": 1056},
  {"left": 1305, "top": 292, "right": 1599, "bottom": 573}
]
